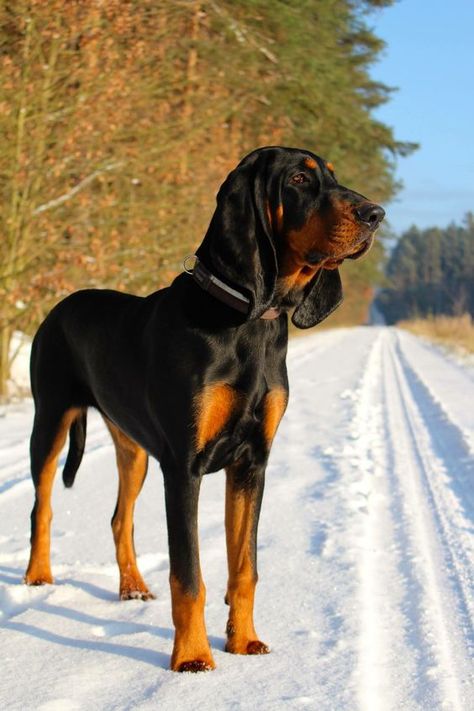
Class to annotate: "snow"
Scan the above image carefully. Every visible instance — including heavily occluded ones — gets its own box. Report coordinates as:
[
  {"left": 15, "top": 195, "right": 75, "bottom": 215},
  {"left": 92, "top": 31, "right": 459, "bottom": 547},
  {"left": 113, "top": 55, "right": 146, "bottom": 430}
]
[
  {"left": 0, "top": 326, "right": 473, "bottom": 710},
  {"left": 7, "top": 331, "right": 31, "bottom": 399}
]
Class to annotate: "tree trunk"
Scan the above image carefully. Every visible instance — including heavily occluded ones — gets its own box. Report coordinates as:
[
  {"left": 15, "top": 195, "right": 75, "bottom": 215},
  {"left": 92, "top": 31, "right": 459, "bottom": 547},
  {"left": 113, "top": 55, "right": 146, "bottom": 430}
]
[
  {"left": 179, "top": 3, "right": 200, "bottom": 179},
  {"left": 0, "top": 325, "right": 12, "bottom": 402}
]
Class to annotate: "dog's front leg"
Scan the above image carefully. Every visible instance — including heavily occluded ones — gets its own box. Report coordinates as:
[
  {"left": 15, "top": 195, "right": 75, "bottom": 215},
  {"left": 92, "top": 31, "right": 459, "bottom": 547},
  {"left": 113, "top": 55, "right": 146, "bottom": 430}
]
[
  {"left": 224, "top": 463, "right": 269, "bottom": 655},
  {"left": 164, "top": 471, "right": 215, "bottom": 672}
]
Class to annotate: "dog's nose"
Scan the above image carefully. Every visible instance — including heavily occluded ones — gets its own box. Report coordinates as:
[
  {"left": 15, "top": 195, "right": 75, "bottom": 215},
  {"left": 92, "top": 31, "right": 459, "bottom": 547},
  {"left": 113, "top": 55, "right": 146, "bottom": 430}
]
[{"left": 355, "top": 203, "right": 385, "bottom": 230}]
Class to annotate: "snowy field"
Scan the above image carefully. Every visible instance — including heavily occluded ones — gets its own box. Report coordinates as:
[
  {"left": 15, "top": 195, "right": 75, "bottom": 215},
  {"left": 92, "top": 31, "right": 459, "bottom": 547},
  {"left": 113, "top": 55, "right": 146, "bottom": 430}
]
[{"left": 0, "top": 326, "right": 473, "bottom": 710}]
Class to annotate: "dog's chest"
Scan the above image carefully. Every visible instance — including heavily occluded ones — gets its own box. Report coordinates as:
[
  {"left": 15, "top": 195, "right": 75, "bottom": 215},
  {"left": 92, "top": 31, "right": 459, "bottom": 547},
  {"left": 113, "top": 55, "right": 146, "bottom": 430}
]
[{"left": 193, "top": 382, "right": 287, "bottom": 474}]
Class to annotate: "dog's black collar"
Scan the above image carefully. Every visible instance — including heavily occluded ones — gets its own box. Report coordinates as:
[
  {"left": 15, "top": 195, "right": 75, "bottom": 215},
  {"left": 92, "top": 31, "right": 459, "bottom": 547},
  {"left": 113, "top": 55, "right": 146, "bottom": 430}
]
[
  {"left": 193, "top": 259, "right": 249, "bottom": 313},
  {"left": 191, "top": 259, "right": 280, "bottom": 320}
]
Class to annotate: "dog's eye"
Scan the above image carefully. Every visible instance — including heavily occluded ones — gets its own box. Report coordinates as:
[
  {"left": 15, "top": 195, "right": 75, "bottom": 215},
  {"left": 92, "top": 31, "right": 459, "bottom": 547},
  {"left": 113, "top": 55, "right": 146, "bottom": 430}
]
[{"left": 290, "top": 173, "right": 309, "bottom": 185}]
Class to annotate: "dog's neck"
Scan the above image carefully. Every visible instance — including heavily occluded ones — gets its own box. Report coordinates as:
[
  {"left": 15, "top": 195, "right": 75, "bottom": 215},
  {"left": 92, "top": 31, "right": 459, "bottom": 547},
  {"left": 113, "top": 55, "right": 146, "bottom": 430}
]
[{"left": 192, "top": 259, "right": 281, "bottom": 320}]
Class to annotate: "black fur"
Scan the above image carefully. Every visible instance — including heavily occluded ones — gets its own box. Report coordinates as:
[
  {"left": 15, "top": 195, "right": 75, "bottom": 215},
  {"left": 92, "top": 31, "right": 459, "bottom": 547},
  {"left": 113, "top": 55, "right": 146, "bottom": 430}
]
[{"left": 26, "top": 145, "right": 384, "bottom": 668}]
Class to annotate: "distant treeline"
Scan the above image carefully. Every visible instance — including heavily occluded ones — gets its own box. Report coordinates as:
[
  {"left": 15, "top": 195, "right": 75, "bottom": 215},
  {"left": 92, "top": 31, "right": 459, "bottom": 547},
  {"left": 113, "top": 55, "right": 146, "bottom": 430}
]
[
  {"left": 377, "top": 214, "right": 474, "bottom": 324},
  {"left": 0, "top": 0, "right": 414, "bottom": 397}
]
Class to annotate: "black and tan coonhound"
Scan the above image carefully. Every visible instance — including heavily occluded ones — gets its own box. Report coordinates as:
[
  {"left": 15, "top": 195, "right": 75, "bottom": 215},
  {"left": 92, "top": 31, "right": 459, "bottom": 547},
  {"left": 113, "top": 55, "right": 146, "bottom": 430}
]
[{"left": 24, "top": 146, "right": 384, "bottom": 671}]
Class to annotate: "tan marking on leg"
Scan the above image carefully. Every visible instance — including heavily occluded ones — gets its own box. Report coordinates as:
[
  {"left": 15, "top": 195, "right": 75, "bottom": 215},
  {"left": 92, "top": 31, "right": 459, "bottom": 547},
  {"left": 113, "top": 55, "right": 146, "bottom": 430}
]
[
  {"left": 25, "top": 408, "right": 81, "bottom": 586},
  {"left": 263, "top": 388, "right": 288, "bottom": 446},
  {"left": 224, "top": 469, "right": 269, "bottom": 655},
  {"left": 104, "top": 418, "right": 154, "bottom": 601},
  {"left": 194, "top": 383, "right": 238, "bottom": 451},
  {"left": 170, "top": 575, "right": 215, "bottom": 671}
]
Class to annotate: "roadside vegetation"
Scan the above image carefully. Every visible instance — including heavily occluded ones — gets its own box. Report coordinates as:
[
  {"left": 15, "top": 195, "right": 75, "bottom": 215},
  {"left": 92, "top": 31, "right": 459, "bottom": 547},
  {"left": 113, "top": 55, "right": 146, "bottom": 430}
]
[{"left": 398, "top": 314, "right": 474, "bottom": 355}]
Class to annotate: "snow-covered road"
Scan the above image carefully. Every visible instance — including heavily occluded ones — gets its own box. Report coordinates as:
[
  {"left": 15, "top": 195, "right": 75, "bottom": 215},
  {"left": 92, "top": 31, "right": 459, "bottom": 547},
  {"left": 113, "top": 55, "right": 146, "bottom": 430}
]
[{"left": 0, "top": 327, "right": 473, "bottom": 710}]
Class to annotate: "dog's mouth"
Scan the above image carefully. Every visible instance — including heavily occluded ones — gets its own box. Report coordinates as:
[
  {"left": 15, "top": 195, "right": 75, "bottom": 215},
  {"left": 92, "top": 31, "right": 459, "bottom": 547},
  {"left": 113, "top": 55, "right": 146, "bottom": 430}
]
[
  {"left": 304, "top": 233, "right": 374, "bottom": 271},
  {"left": 346, "top": 233, "right": 374, "bottom": 261}
]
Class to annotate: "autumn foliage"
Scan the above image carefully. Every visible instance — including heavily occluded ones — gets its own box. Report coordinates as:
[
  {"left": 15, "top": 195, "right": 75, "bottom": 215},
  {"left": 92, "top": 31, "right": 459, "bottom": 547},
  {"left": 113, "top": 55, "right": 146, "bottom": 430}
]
[{"left": 0, "top": 0, "right": 413, "bottom": 398}]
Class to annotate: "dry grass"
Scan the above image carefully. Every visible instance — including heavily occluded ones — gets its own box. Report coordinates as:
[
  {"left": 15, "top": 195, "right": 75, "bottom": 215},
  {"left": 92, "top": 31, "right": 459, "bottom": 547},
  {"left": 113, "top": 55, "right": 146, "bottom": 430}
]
[{"left": 398, "top": 314, "right": 474, "bottom": 353}]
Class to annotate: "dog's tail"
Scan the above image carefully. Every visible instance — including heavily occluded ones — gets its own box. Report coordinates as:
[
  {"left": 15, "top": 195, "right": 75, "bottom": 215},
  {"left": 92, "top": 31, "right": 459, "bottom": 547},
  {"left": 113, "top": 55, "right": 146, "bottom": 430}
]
[{"left": 62, "top": 409, "right": 87, "bottom": 488}]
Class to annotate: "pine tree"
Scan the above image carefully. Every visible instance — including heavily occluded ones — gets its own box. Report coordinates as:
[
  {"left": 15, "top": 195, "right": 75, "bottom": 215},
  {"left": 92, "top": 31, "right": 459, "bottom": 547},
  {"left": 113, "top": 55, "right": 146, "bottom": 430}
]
[{"left": 377, "top": 217, "right": 474, "bottom": 322}]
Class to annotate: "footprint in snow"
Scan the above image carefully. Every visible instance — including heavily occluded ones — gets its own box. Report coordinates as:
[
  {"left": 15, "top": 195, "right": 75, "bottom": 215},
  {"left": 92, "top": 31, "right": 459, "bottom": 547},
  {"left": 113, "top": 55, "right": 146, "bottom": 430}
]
[
  {"left": 0, "top": 582, "right": 49, "bottom": 621},
  {"left": 91, "top": 621, "right": 145, "bottom": 638}
]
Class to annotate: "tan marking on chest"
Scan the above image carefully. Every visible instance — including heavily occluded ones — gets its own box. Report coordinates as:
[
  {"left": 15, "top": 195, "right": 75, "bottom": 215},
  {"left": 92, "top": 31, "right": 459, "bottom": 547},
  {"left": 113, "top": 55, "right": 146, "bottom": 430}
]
[
  {"left": 263, "top": 388, "right": 288, "bottom": 445},
  {"left": 195, "top": 383, "right": 238, "bottom": 451}
]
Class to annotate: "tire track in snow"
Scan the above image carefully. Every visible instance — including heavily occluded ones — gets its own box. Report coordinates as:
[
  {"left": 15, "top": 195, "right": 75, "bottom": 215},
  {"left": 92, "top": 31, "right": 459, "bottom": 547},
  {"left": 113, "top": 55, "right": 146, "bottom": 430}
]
[
  {"left": 346, "top": 328, "right": 473, "bottom": 710},
  {"left": 392, "top": 336, "right": 474, "bottom": 635},
  {"left": 348, "top": 329, "right": 394, "bottom": 710},
  {"left": 381, "top": 329, "right": 473, "bottom": 710},
  {"left": 395, "top": 330, "right": 474, "bottom": 456},
  {"left": 269, "top": 326, "right": 385, "bottom": 710},
  {"left": 344, "top": 329, "right": 419, "bottom": 710},
  {"left": 394, "top": 335, "right": 474, "bottom": 517}
]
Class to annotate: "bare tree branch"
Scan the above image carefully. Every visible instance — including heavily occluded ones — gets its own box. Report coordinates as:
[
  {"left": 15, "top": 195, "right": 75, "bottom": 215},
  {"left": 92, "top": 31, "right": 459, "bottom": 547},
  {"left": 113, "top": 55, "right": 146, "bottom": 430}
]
[{"left": 32, "top": 162, "right": 124, "bottom": 216}]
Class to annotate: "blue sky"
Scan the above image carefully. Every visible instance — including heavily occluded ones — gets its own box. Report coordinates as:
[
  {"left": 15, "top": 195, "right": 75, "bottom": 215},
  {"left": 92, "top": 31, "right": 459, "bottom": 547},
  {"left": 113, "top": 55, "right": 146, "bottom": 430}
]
[{"left": 371, "top": 0, "right": 474, "bottom": 234}]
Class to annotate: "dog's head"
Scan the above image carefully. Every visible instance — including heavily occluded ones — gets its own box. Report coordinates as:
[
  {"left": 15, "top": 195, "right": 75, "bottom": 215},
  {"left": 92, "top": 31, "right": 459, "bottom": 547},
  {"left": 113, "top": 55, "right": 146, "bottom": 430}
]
[{"left": 196, "top": 146, "right": 384, "bottom": 328}]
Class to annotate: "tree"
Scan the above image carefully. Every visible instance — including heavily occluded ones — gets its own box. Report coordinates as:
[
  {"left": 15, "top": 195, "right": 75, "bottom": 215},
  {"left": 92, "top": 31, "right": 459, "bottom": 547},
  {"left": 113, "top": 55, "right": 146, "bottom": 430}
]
[
  {"left": 377, "top": 216, "right": 474, "bottom": 323},
  {"left": 0, "top": 0, "right": 414, "bottom": 398}
]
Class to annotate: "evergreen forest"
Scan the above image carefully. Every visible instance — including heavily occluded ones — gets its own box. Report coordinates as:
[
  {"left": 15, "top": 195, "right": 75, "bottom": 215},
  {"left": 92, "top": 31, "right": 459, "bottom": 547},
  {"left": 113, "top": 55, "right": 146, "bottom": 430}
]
[{"left": 377, "top": 215, "right": 474, "bottom": 324}]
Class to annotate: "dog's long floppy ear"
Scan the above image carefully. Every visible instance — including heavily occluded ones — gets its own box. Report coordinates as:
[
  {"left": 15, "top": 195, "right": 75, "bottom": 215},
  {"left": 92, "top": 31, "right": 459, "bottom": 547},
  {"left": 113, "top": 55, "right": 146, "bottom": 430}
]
[
  {"left": 291, "top": 268, "right": 343, "bottom": 329},
  {"left": 196, "top": 151, "right": 278, "bottom": 319}
]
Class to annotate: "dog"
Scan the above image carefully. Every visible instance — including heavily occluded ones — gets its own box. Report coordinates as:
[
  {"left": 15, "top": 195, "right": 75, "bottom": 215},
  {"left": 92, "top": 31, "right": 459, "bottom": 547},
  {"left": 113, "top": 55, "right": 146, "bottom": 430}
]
[{"left": 24, "top": 146, "right": 384, "bottom": 671}]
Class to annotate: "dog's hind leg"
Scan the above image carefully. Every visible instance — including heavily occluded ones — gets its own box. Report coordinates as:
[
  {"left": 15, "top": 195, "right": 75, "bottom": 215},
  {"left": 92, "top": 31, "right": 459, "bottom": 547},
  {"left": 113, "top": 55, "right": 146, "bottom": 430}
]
[
  {"left": 104, "top": 418, "right": 154, "bottom": 601},
  {"left": 25, "top": 407, "right": 81, "bottom": 585}
]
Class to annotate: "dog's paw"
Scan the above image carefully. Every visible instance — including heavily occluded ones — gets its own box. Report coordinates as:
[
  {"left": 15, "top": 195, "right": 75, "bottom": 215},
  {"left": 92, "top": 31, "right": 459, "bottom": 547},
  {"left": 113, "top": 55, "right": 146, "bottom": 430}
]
[
  {"left": 176, "top": 659, "right": 215, "bottom": 673},
  {"left": 120, "top": 587, "right": 156, "bottom": 601},
  {"left": 24, "top": 571, "right": 53, "bottom": 586},
  {"left": 246, "top": 640, "right": 270, "bottom": 655},
  {"left": 225, "top": 638, "right": 270, "bottom": 655}
]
